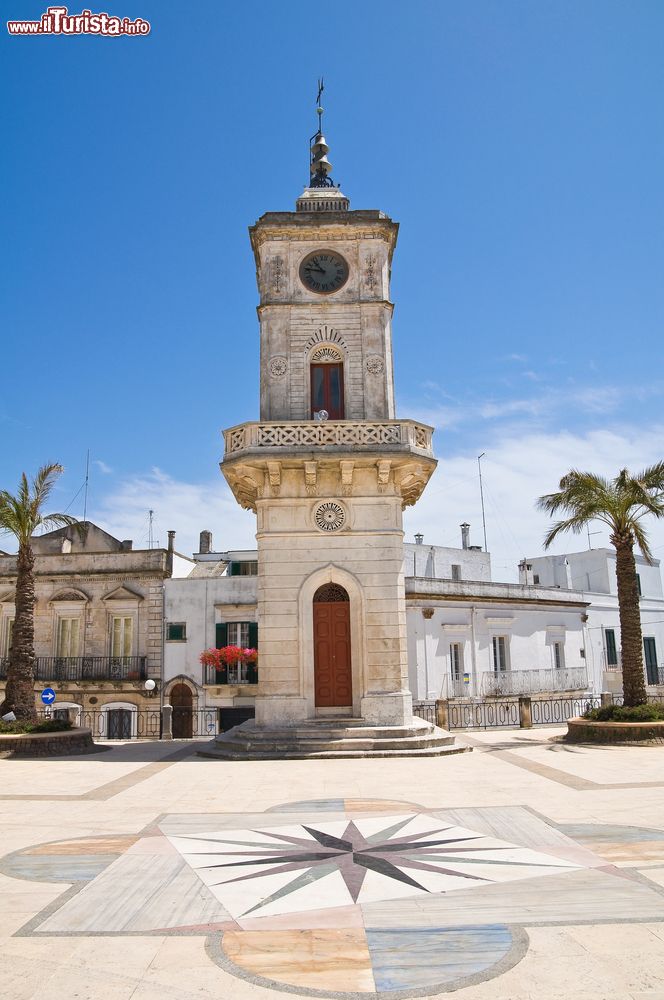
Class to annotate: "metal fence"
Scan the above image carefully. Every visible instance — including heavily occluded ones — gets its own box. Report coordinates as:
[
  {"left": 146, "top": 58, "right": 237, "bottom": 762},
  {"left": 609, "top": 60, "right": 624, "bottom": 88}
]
[
  {"left": 530, "top": 696, "right": 601, "bottom": 725},
  {"left": 413, "top": 695, "right": 603, "bottom": 731},
  {"left": 172, "top": 707, "right": 222, "bottom": 738}
]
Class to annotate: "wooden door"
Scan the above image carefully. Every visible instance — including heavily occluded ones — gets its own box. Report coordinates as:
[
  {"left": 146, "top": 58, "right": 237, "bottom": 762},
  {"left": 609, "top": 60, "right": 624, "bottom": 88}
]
[
  {"left": 314, "top": 599, "right": 352, "bottom": 708},
  {"left": 171, "top": 683, "right": 193, "bottom": 738}
]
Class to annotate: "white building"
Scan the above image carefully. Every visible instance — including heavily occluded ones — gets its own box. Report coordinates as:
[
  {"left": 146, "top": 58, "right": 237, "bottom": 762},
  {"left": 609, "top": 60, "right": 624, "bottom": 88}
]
[{"left": 520, "top": 549, "right": 664, "bottom": 696}]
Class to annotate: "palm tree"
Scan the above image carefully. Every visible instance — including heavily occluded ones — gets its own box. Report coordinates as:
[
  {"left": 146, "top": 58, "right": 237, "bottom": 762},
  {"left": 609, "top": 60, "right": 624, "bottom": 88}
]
[
  {"left": 537, "top": 464, "right": 664, "bottom": 707},
  {"left": 0, "top": 464, "right": 77, "bottom": 722}
]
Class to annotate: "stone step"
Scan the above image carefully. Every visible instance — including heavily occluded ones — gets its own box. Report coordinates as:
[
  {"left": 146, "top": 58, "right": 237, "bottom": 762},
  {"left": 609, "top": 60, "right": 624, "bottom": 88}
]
[
  {"left": 246, "top": 724, "right": 434, "bottom": 742},
  {"left": 198, "top": 743, "right": 469, "bottom": 761},
  {"left": 216, "top": 733, "right": 456, "bottom": 753}
]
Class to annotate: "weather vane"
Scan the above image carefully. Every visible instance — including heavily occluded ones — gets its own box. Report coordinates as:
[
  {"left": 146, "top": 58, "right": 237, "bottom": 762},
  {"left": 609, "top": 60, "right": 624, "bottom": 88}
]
[{"left": 316, "top": 77, "right": 324, "bottom": 128}]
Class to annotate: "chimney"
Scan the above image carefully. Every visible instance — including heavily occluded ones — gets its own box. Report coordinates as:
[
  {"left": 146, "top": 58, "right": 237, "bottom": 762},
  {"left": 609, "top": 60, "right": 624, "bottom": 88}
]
[
  {"left": 199, "top": 530, "right": 212, "bottom": 554},
  {"left": 415, "top": 533, "right": 424, "bottom": 545},
  {"left": 121, "top": 540, "right": 133, "bottom": 551},
  {"left": 166, "top": 530, "right": 175, "bottom": 577},
  {"left": 460, "top": 523, "right": 470, "bottom": 550}
]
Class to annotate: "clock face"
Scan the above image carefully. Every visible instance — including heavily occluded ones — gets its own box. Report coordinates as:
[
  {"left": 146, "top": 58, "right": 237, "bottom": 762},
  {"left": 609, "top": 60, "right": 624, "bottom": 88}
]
[{"left": 299, "top": 250, "right": 349, "bottom": 294}]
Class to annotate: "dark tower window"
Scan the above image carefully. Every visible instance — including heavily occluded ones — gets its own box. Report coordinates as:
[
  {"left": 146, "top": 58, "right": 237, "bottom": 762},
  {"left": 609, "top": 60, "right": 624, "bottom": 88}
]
[{"left": 311, "top": 363, "right": 344, "bottom": 419}]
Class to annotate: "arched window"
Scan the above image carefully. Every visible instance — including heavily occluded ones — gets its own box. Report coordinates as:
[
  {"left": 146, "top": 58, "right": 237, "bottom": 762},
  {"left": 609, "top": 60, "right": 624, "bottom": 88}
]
[{"left": 310, "top": 346, "right": 344, "bottom": 419}]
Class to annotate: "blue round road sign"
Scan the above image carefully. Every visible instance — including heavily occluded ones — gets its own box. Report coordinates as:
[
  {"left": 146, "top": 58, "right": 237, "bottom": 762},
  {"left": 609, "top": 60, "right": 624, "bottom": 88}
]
[{"left": 41, "top": 687, "right": 56, "bottom": 705}]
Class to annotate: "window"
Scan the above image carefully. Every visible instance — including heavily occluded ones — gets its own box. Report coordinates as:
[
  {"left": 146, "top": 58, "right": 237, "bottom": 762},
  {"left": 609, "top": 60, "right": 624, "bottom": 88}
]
[
  {"left": 228, "top": 561, "right": 258, "bottom": 576},
  {"left": 604, "top": 628, "right": 618, "bottom": 667},
  {"left": 214, "top": 621, "right": 258, "bottom": 684},
  {"left": 637, "top": 574, "right": 642, "bottom": 597},
  {"left": 111, "top": 617, "right": 133, "bottom": 658},
  {"left": 451, "top": 565, "right": 461, "bottom": 582},
  {"left": 533, "top": 574, "right": 540, "bottom": 585},
  {"left": 1, "top": 618, "right": 14, "bottom": 658},
  {"left": 57, "top": 618, "right": 80, "bottom": 657},
  {"left": 215, "top": 621, "right": 258, "bottom": 650},
  {"left": 492, "top": 635, "right": 508, "bottom": 673},
  {"left": 166, "top": 623, "right": 186, "bottom": 642},
  {"left": 644, "top": 636, "right": 659, "bottom": 685},
  {"left": 310, "top": 362, "right": 344, "bottom": 419},
  {"left": 552, "top": 640, "right": 565, "bottom": 670},
  {"left": 450, "top": 642, "right": 463, "bottom": 679}
]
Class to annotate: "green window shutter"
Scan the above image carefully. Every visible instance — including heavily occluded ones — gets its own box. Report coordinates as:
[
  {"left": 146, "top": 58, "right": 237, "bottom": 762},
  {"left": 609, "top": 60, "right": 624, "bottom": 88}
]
[
  {"left": 228, "top": 562, "right": 239, "bottom": 576},
  {"left": 215, "top": 623, "right": 228, "bottom": 649},
  {"left": 605, "top": 629, "right": 617, "bottom": 666},
  {"left": 248, "top": 622, "right": 258, "bottom": 649}
]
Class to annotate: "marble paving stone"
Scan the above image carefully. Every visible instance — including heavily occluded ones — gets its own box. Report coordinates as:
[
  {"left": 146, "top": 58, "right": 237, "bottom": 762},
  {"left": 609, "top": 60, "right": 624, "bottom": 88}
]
[
  {"left": 268, "top": 798, "right": 344, "bottom": 812},
  {"left": 361, "top": 868, "right": 664, "bottom": 928},
  {"left": 28, "top": 836, "right": 138, "bottom": 855},
  {"left": 237, "top": 903, "right": 365, "bottom": 931},
  {"left": 222, "top": 927, "right": 377, "bottom": 992},
  {"left": 1, "top": 853, "right": 120, "bottom": 882},
  {"left": 365, "top": 924, "right": 513, "bottom": 991},
  {"left": 38, "top": 853, "right": 233, "bottom": 933}
]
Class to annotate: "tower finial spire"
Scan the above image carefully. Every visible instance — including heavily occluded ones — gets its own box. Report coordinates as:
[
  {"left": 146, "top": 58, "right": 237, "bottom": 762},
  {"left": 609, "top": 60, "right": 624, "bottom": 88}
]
[{"left": 309, "top": 76, "right": 334, "bottom": 188}]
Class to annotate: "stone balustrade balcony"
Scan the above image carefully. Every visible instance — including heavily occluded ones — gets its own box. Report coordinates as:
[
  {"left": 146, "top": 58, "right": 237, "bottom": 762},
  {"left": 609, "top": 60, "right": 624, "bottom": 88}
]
[
  {"left": 221, "top": 419, "right": 437, "bottom": 512},
  {"left": 222, "top": 419, "right": 434, "bottom": 459}
]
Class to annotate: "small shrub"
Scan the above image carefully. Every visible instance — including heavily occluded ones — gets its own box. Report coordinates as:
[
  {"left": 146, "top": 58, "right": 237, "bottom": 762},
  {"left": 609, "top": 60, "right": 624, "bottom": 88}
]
[
  {"left": 584, "top": 703, "right": 664, "bottom": 723},
  {"left": 0, "top": 719, "right": 72, "bottom": 735}
]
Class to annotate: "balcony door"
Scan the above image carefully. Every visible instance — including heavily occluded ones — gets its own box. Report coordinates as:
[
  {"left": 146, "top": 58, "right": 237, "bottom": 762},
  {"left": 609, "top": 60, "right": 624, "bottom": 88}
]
[{"left": 311, "top": 363, "right": 344, "bottom": 420}]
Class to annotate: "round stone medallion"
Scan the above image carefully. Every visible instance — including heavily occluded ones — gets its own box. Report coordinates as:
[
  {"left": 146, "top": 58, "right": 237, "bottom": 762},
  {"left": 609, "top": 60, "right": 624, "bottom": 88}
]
[
  {"left": 314, "top": 501, "right": 346, "bottom": 532},
  {"left": 269, "top": 356, "right": 287, "bottom": 378},
  {"left": 366, "top": 355, "right": 384, "bottom": 376}
]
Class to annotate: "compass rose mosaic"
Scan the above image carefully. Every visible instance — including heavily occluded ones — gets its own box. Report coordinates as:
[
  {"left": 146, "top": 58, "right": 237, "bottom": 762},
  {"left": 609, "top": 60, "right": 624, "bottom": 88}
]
[{"left": 5, "top": 798, "right": 664, "bottom": 998}]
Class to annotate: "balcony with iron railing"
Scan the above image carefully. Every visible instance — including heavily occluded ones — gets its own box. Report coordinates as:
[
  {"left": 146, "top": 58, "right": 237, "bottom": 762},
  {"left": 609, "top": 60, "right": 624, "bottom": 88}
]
[
  {"left": 480, "top": 666, "right": 589, "bottom": 697},
  {"left": 0, "top": 656, "right": 147, "bottom": 683},
  {"left": 203, "top": 663, "right": 258, "bottom": 686}
]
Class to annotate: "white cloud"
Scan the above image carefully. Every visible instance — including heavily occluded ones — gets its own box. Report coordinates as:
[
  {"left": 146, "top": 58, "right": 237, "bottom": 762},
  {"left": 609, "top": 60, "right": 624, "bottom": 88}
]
[
  {"left": 404, "top": 425, "right": 664, "bottom": 581},
  {"left": 93, "top": 459, "right": 113, "bottom": 475},
  {"left": 92, "top": 467, "right": 256, "bottom": 554}
]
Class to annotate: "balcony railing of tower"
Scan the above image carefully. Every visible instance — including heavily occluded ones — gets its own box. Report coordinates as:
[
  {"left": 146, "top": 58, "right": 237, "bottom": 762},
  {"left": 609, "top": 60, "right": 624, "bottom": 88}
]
[{"left": 224, "top": 420, "right": 434, "bottom": 457}]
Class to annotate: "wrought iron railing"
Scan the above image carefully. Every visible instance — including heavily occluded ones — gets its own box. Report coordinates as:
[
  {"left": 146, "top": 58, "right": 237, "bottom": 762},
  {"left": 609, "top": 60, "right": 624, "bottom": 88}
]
[
  {"left": 30, "top": 656, "right": 148, "bottom": 682},
  {"left": 530, "top": 696, "right": 601, "bottom": 724},
  {"left": 480, "top": 666, "right": 588, "bottom": 697},
  {"left": 448, "top": 699, "right": 520, "bottom": 730},
  {"left": 439, "top": 676, "right": 472, "bottom": 699},
  {"left": 203, "top": 663, "right": 258, "bottom": 685}
]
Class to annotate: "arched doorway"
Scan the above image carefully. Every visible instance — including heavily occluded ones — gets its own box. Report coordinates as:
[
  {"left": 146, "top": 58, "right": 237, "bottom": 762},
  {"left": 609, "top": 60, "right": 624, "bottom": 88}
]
[
  {"left": 313, "top": 584, "right": 352, "bottom": 709},
  {"left": 171, "top": 683, "right": 193, "bottom": 738}
]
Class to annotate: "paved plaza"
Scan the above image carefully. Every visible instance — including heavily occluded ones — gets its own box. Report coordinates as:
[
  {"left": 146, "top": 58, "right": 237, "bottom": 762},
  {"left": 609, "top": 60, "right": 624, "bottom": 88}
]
[{"left": 2, "top": 730, "right": 664, "bottom": 999}]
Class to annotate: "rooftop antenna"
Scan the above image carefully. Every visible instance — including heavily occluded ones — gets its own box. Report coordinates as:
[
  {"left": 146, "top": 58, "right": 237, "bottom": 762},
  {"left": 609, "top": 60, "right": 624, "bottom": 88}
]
[
  {"left": 148, "top": 509, "right": 155, "bottom": 549},
  {"left": 586, "top": 524, "right": 601, "bottom": 549},
  {"left": 82, "top": 449, "right": 90, "bottom": 523},
  {"left": 477, "top": 453, "right": 488, "bottom": 553}
]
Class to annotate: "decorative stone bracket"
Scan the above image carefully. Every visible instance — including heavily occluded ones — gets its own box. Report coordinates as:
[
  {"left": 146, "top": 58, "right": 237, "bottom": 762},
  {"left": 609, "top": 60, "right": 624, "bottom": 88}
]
[
  {"left": 340, "top": 461, "right": 354, "bottom": 496},
  {"left": 304, "top": 461, "right": 318, "bottom": 496}
]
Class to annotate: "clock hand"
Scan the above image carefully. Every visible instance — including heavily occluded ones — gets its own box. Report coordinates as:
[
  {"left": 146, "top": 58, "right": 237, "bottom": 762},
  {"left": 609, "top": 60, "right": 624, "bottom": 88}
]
[{"left": 306, "top": 264, "right": 325, "bottom": 274}]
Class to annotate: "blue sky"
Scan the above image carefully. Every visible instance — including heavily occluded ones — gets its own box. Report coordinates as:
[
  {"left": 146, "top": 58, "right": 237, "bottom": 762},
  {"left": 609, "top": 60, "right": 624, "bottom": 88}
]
[{"left": 2, "top": 1, "right": 664, "bottom": 576}]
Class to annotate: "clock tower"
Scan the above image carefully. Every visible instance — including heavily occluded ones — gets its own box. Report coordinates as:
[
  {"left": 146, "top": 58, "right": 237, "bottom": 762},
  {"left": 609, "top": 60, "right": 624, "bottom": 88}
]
[{"left": 219, "top": 93, "right": 445, "bottom": 749}]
